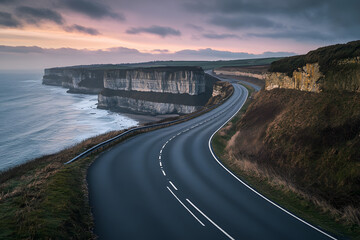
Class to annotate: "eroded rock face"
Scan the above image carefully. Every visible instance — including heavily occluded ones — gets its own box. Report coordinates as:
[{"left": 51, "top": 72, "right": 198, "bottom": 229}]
[
  {"left": 266, "top": 63, "right": 324, "bottom": 92},
  {"left": 43, "top": 66, "right": 216, "bottom": 115},
  {"left": 104, "top": 68, "right": 206, "bottom": 95},
  {"left": 99, "top": 67, "right": 215, "bottom": 115},
  {"left": 266, "top": 58, "right": 360, "bottom": 93},
  {"left": 42, "top": 68, "right": 104, "bottom": 94},
  {"left": 98, "top": 94, "right": 199, "bottom": 115}
]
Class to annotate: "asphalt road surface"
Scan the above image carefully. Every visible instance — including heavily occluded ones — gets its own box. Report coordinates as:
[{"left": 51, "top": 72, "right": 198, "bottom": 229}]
[{"left": 88, "top": 78, "right": 336, "bottom": 239}]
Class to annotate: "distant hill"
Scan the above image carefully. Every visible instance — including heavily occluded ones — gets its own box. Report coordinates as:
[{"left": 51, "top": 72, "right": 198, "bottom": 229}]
[{"left": 47, "top": 57, "right": 280, "bottom": 71}]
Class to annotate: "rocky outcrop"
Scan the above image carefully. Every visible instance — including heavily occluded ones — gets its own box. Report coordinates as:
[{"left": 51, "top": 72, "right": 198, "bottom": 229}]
[
  {"left": 42, "top": 68, "right": 104, "bottom": 94},
  {"left": 266, "top": 59, "right": 360, "bottom": 93},
  {"left": 267, "top": 40, "right": 360, "bottom": 93},
  {"left": 266, "top": 63, "right": 323, "bottom": 92},
  {"left": 98, "top": 67, "right": 215, "bottom": 115}
]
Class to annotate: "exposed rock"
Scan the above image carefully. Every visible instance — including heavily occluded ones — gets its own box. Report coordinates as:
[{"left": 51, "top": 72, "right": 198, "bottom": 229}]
[
  {"left": 42, "top": 68, "right": 104, "bottom": 94},
  {"left": 99, "top": 67, "right": 215, "bottom": 115},
  {"left": 98, "top": 94, "right": 199, "bottom": 115},
  {"left": 265, "top": 63, "right": 323, "bottom": 92},
  {"left": 103, "top": 67, "right": 206, "bottom": 95},
  {"left": 43, "top": 66, "right": 217, "bottom": 115}
]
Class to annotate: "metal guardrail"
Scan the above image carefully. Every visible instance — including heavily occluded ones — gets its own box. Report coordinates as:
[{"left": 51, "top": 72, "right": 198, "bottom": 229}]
[{"left": 64, "top": 86, "right": 233, "bottom": 165}]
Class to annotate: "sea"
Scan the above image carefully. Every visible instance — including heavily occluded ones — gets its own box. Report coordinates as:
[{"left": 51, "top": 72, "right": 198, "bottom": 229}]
[{"left": 0, "top": 71, "right": 138, "bottom": 172}]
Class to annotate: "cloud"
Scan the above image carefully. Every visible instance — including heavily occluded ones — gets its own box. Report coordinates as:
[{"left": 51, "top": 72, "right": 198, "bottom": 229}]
[
  {"left": 105, "top": 47, "right": 143, "bottom": 54},
  {"left": 64, "top": 24, "right": 100, "bottom": 35},
  {"left": 126, "top": 25, "right": 181, "bottom": 38},
  {"left": 185, "top": 24, "right": 204, "bottom": 32},
  {"left": 0, "top": 11, "right": 21, "bottom": 27},
  {"left": 0, "top": 45, "right": 44, "bottom": 53},
  {"left": 248, "top": 30, "right": 332, "bottom": 41},
  {"left": 0, "top": 0, "right": 18, "bottom": 5},
  {"left": 184, "top": 0, "right": 360, "bottom": 42},
  {"left": 202, "top": 33, "right": 240, "bottom": 39},
  {"left": 61, "top": 0, "right": 124, "bottom": 20},
  {"left": 152, "top": 49, "right": 170, "bottom": 53},
  {"left": 209, "top": 15, "right": 283, "bottom": 30},
  {"left": 0, "top": 44, "right": 295, "bottom": 59},
  {"left": 174, "top": 48, "right": 295, "bottom": 59},
  {"left": 175, "top": 48, "right": 253, "bottom": 58},
  {"left": 16, "top": 6, "right": 64, "bottom": 25}
]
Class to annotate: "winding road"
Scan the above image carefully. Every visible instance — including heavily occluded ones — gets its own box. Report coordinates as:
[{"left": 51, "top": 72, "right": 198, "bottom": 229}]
[{"left": 88, "top": 75, "right": 335, "bottom": 239}]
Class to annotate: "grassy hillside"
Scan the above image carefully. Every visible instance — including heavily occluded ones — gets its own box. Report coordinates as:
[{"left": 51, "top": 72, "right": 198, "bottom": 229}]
[
  {"left": 215, "top": 88, "right": 360, "bottom": 238},
  {"left": 269, "top": 40, "right": 360, "bottom": 76}
]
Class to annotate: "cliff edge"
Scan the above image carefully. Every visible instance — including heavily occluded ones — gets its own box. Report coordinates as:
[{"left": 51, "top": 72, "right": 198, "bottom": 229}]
[
  {"left": 266, "top": 40, "right": 360, "bottom": 92},
  {"left": 42, "top": 68, "right": 104, "bottom": 94},
  {"left": 98, "top": 67, "right": 215, "bottom": 115}
]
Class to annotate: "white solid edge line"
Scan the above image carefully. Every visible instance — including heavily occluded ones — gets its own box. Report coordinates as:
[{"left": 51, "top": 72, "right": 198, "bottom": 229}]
[
  {"left": 167, "top": 187, "right": 205, "bottom": 226},
  {"left": 169, "top": 181, "right": 178, "bottom": 190},
  {"left": 186, "top": 199, "right": 234, "bottom": 240},
  {"left": 208, "top": 85, "right": 337, "bottom": 240}
]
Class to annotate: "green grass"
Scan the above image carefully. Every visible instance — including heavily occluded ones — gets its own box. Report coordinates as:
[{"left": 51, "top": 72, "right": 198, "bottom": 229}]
[{"left": 0, "top": 154, "right": 96, "bottom": 239}]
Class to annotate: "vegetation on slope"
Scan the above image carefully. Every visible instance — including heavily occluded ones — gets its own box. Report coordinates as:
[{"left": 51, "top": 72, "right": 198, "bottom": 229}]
[
  {"left": 269, "top": 40, "right": 360, "bottom": 76},
  {"left": 214, "top": 88, "right": 360, "bottom": 238},
  {"left": 0, "top": 131, "right": 126, "bottom": 239}
]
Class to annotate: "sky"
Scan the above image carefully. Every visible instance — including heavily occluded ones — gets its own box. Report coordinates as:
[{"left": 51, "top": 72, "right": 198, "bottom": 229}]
[{"left": 1, "top": 0, "right": 360, "bottom": 70}]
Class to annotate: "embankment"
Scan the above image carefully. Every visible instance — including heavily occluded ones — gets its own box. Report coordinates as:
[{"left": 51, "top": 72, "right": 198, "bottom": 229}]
[{"left": 214, "top": 40, "right": 360, "bottom": 238}]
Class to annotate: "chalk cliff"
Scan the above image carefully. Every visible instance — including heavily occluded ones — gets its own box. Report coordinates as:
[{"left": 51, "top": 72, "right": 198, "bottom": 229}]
[
  {"left": 42, "top": 68, "right": 104, "bottom": 94},
  {"left": 98, "top": 67, "right": 215, "bottom": 115},
  {"left": 103, "top": 68, "right": 205, "bottom": 95}
]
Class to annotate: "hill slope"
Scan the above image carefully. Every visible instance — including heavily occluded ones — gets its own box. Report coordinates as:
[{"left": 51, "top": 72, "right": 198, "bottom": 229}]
[{"left": 216, "top": 41, "right": 360, "bottom": 238}]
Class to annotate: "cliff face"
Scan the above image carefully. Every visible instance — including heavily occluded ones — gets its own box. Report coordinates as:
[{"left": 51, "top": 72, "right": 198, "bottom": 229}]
[
  {"left": 104, "top": 68, "right": 205, "bottom": 95},
  {"left": 43, "top": 66, "right": 216, "bottom": 115},
  {"left": 266, "top": 63, "right": 323, "bottom": 92},
  {"left": 98, "top": 67, "right": 215, "bottom": 115},
  {"left": 98, "top": 94, "right": 198, "bottom": 115},
  {"left": 42, "top": 68, "right": 104, "bottom": 94}
]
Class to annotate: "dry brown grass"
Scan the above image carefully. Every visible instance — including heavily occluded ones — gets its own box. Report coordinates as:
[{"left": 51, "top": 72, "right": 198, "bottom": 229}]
[{"left": 215, "top": 87, "right": 360, "bottom": 237}]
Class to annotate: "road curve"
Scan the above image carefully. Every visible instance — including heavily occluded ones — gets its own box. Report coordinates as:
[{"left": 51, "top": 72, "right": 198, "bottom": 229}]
[{"left": 88, "top": 79, "right": 335, "bottom": 239}]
